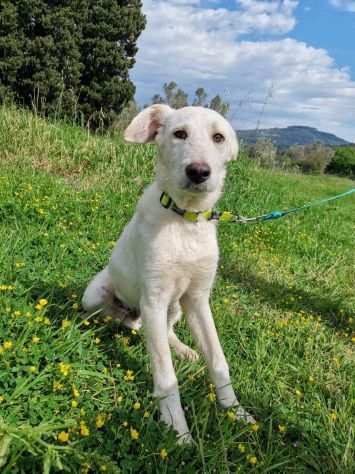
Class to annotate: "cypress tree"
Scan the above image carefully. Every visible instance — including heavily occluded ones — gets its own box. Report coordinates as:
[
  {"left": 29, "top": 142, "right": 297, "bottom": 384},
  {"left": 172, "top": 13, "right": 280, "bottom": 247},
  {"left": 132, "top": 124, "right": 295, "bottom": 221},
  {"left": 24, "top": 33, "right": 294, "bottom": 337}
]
[{"left": 0, "top": 0, "right": 145, "bottom": 129}]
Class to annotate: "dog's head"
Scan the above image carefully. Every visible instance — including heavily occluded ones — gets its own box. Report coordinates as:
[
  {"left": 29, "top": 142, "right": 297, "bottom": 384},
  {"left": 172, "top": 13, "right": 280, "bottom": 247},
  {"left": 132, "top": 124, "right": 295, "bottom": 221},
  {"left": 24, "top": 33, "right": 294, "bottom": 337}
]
[{"left": 124, "top": 105, "right": 238, "bottom": 204}]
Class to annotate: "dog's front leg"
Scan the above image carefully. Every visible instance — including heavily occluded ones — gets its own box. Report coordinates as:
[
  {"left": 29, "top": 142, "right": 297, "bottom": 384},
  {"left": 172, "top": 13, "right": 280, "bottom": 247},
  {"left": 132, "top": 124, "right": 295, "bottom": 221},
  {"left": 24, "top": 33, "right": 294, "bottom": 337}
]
[
  {"left": 182, "top": 293, "right": 255, "bottom": 423},
  {"left": 140, "top": 293, "right": 191, "bottom": 442}
]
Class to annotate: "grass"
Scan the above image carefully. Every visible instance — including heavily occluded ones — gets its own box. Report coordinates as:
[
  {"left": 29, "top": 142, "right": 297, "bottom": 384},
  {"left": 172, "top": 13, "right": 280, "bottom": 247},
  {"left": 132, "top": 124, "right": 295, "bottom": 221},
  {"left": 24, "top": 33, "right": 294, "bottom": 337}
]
[{"left": 0, "top": 104, "right": 354, "bottom": 473}]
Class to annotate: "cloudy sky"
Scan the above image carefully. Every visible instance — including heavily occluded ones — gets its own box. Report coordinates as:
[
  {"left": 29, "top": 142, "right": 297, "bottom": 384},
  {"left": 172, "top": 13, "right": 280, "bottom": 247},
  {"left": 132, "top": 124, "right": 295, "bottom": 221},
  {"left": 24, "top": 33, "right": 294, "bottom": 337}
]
[{"left": 130, "top": 0, "right": 355, "bottom": 141}]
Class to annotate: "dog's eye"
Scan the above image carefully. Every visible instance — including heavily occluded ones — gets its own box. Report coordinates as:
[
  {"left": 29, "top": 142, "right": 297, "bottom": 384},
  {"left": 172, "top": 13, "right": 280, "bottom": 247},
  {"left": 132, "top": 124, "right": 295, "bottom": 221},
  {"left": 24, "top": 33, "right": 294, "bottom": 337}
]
[
  {"left": 213, "top": 133, "right": 225, "bottom": 143},
  {"left": 174, "top": 130, "right": 188, "bottom": 140}
]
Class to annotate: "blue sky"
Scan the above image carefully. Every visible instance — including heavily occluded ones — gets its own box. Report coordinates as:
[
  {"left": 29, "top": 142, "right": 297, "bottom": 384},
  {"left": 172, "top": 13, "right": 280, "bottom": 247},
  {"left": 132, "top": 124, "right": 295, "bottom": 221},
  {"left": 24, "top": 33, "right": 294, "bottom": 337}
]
[
  {"left": 291, "top": 1, "right": 355, "bottom": 76},
  {"left": 131, "top": 1, "right": 355, "bottom": 141}
]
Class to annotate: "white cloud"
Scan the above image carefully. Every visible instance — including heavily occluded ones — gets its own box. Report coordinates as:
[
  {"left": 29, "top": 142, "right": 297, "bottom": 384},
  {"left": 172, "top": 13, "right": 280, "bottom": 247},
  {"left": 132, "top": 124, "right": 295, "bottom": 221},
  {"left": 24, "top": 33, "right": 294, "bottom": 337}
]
[
  {"left": 131, "top": 0, "right": 355, "bottom": 141},
  {"left": 329, "top": 0, "right": 355, "bottom": 12}
]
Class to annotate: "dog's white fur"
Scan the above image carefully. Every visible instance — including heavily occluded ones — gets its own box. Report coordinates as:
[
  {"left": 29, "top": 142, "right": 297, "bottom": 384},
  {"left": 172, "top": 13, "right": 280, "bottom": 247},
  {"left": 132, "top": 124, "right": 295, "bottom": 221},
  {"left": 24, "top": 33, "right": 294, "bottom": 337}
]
[{"left": 82, "top": 105, "right": 255, "bottom": 441}]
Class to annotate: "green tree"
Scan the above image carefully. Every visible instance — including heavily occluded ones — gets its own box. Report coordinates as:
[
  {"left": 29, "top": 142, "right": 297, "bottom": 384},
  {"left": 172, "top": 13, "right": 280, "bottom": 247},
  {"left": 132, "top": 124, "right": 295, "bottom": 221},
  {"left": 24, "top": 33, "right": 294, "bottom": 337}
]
[
  {"left": 209, "top": 94, "right": 229, "bottom": 117},
  {"left": 151, "top": 83, "right": 230, "bottom": 115},
  {"left": 288, "top": 143, "right": 334, "bottom": 174},
  {"left": 0, "top": 0, "right": 146, "bottom": 129},
  {"left": 0, "top": 1, "right": 25, "bottom": 101},
  {"left": 326, "top": 147, "right": 355, "bottom": 178},
  {"left": 247, "top": 139, "right": 278, "bottom": 168},
  {"left": 151, "top": 93, "right": 165, "bottom": 104},
  {"left": 193, "top": 87, "right": 207, "bottom": 106}
]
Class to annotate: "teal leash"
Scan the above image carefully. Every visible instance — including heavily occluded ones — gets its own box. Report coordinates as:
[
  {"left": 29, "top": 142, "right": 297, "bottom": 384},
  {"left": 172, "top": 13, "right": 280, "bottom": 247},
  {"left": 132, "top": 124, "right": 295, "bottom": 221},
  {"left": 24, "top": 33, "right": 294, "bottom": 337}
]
[
  {"left": 160, "top": 188, "right": 355, "bottom": 224},
  {"left": 236, "top": 187, "right": 355, "bottom": 224}
]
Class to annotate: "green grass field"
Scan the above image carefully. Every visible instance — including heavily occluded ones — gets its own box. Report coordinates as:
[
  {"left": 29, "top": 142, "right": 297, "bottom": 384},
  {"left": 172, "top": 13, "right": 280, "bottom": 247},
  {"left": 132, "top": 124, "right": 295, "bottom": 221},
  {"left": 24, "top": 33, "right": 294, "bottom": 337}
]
[{"left": 0, "top": 105, "right": 354, "bottom": 473}]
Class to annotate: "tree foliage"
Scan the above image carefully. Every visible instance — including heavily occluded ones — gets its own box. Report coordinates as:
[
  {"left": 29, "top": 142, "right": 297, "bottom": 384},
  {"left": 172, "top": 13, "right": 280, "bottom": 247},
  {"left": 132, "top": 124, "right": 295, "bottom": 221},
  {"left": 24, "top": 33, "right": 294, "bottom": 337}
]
[
  {"left": 150, "top": 82, "right": 230, "bottom": 116},
  {"left": 326, "top": 146, "right": 355, "bottom": 178},
  {"left": 246, "top": 139, "right": 278, "bottom": 168},
  {"left": 287, "top": 143, "right": 334, "bottom": 174},
  {"left": 0, "top": 0, "right": 145, "bottom": 129}
]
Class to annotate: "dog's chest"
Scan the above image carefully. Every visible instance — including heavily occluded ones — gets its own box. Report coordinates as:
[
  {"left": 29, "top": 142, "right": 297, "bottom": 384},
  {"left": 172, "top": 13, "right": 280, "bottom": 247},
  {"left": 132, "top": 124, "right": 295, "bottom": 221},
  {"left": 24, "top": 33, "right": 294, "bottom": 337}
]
[{"left": 143, "top": 219, "right": 218, "bottom": 272}]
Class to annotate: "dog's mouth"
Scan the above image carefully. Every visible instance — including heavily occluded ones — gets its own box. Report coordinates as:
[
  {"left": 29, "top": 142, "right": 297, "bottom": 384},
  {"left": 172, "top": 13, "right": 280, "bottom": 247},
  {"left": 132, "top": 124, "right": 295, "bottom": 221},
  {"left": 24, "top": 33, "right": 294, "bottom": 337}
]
[{"left": 182, "top": 181, "right": 210, "bottom": 193}]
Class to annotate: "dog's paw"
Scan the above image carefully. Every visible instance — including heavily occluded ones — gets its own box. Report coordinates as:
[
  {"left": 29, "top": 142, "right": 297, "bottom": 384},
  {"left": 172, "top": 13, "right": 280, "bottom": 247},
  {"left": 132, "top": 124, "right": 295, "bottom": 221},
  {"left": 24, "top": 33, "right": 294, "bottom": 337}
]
[
  {"left": 183, "top": 347, "right": 199, "bottom": 362},
  {"left": 234, "top": 404, "right": 256, "bottom": 424},
  {"left": 174, "top": 345, "right": 199, "bottom": 362},
  {"left": 122, "top": 316, "right": 142, "bottom": 330},
  {"left": 176, "top": 430, "right": 193, "bottom": 445}
]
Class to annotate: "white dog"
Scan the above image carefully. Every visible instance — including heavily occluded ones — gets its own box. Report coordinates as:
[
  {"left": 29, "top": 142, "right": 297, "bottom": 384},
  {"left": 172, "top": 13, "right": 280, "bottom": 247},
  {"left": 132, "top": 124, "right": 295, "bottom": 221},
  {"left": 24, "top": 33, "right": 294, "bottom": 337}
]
[{"left": 82, "top": 105, "right": 255, "bottom": 441}]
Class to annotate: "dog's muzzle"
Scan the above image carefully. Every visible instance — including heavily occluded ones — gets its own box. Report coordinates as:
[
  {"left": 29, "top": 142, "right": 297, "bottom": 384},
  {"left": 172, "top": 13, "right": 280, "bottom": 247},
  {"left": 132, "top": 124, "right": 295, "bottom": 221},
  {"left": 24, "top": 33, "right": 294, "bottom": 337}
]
[{"left": 185, "top": 162, "right": 211, "bottom": 184}]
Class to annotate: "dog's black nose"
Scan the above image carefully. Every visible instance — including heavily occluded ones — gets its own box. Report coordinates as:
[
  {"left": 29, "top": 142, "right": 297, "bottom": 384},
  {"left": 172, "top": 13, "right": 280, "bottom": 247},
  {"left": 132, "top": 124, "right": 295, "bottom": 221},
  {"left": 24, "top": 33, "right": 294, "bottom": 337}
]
[{"left": 185, "top": 162, "right": 211, "bottom": 184}]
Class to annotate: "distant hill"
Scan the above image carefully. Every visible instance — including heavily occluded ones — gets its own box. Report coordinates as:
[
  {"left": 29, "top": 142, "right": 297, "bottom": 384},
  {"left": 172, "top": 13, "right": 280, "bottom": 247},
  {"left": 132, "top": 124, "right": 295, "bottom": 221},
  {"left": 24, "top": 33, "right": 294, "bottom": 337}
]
[{"left": 237, "top": 126, "right": 351, "bottom": 148}]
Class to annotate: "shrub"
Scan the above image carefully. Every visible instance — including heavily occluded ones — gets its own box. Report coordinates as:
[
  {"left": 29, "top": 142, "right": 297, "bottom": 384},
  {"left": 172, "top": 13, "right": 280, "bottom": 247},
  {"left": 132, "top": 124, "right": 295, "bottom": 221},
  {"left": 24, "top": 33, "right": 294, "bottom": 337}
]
[
  {"left": 326, "top": 147, "right": 355, "bottom": 178},
  {"left": 287, "top": 143, "right": 334, "bottom": 174},
  {"left": 246, "top": 139, "right": 278, "bottom": 169}
]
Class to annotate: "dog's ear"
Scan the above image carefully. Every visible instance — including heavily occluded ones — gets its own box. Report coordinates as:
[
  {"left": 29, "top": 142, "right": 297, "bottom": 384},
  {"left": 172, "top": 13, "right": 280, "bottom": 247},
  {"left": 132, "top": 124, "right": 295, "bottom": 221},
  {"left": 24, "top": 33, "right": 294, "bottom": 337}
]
[
  {"left": 230, "top": 137, "right": 239, "bottom": 160},
  {"left": 124, "top": 104, "right": 172, "bottom": 143}
]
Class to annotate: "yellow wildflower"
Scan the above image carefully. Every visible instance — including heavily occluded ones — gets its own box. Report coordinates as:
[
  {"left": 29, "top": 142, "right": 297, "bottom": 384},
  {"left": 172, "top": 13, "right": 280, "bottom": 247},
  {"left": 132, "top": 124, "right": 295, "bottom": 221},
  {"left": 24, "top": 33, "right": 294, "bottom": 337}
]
[
  {"left": 295, "top": 389, "right": 302, "bottom": 398},
  {"left": 100, "top": 465, "right": 107, "bottom": 472},
  {"left": 58, "top": 431, "right": 69, "bottom": 443},
  {"left": 72, "top": 303, "right": 79, "bottom": 310},
  {"left": 237, "top": 443, "right": 246, "bottom": 453},
  {"left": 130, "top": 427, "right": 139, "bottom": 440},
  {"left": 207, "top": 392, "right": 216, "bottom": 402},
  {"left": 43, "top": 317, "right": 51, "bottom": 325},
  {"left": 95, "top": 337, "right": 101, "bottom": 344},
  {"left": 278, "top": 424, "right": 286, "bottom": 433},
  {"left": 117, "top": 395, "right": 123, "bottom": 403},
  {"left": 61, "top": 320, "right": 71, "bottom": 329},
  {"left": 246, "top": 455, "right": 258, "bottom": 465},
  {"left": 81, "top": 463, "right": 91, "bottom": 473},
  {"left": 28, "top": 366, "right": 37, "bottom": 373},
  {"left": 59, "top": 362, "right": 71, "bottom": 376},
  {"left": 39, "top": 299, "right": 48, "bottom": 307},
  {"left": 0, "top": 395, "right": 5, "bottom": 403},
  {"left": 71, "top": 400, "right": 78, "bottom": 408},
  {"left": 133, "top": 401, "right": 141, "bottom": 410},
  {"left": 32, "top": 336, "right": 40, "bottom": 344},
  {"left": 227, "top": 410, "right": 237, "bottom": 422},
  {"left": 3, "top": 341, "right": 13, "bottom": 350},
  {"left": 160, "top": 448, "right": 168, "bottom": 460},
  {"left": 250, "top": 422, "right": 260, "bottom": 432},
  {"left": 72, "top": 386, "right": 80, "bottom": 398},
  {"left": 124, "top": 370, "right": 135, "bottom": 381},
  {"left": 123, "top": 421, "right": 128, "bottom": 427},
  {"left": 80, "top": 421, "right": 90, "bottom": 437},
  {"left": 96, "top": 414, "right": 106, "bottom": 428},
  {"left": 83, "top": 320, "right": 90, "bottom": 326},
  {"left": 143, "top": 411, "right": 150, "bottom": 418},
  {"left": 53, "top": 380, "right": 63, "bottom": 392},
  {"left": 13, "top": 311, "right": 21, "bottom": 317}
]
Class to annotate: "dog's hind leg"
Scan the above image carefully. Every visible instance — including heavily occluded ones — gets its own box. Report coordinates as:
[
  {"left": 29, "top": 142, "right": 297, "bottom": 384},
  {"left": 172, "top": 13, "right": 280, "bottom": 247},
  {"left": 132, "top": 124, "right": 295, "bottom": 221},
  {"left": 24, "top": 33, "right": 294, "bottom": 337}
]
[
  {"left": 168, "top": 302, "right": 199, "bottom": 362},
  {"left": 82, "top": 267, "right": 113, "bottom": 313},
  {"left": 82, "top": 268, "right": 141, "bottom": 330}
]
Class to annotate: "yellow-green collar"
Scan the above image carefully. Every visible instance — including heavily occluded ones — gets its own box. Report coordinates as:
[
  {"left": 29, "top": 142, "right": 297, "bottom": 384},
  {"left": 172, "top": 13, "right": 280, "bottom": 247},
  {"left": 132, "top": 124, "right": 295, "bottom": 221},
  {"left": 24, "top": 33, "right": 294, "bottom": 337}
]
[
  {"left": 159, "top": 191, "right": 235, "bottom": 223},
  {"left": 160, "top": 187, "right": 355, "bottom": 225}
]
